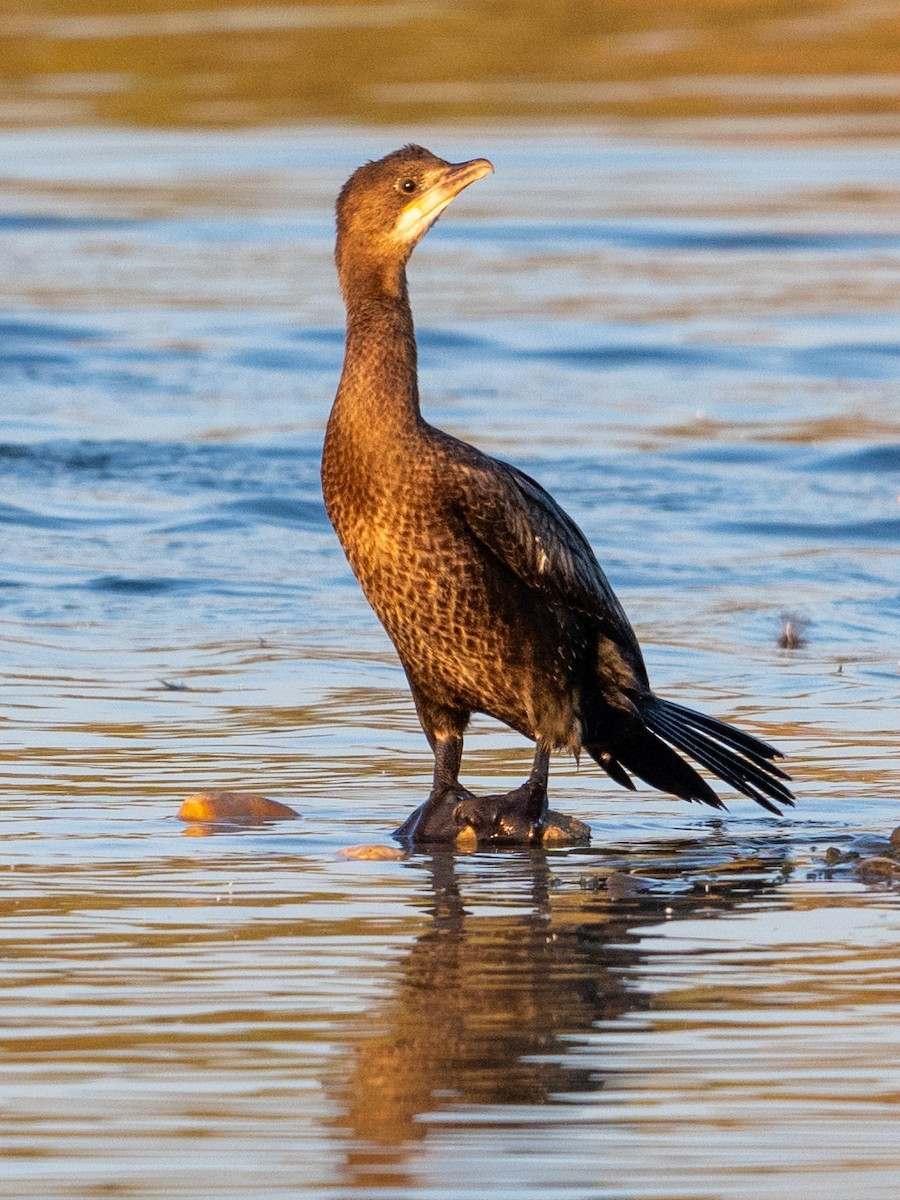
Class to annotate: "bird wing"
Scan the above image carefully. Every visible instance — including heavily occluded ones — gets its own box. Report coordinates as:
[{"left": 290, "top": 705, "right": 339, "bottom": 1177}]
[{"left": 450, "top": 449, "right": 646, "bottom": 672}]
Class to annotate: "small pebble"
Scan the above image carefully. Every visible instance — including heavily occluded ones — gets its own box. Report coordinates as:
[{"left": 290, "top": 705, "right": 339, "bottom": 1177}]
[
  {"left": 338, "top": 844, "right": 407, "bottom": 861},
  {"left": 177, "top": 791, "right": 299, "bottom": 824}
]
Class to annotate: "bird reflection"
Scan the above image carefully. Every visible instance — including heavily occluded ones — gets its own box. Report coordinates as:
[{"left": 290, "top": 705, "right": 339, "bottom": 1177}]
[{"left": 334, "top": 841, "right": 786, "bottom": 1190}]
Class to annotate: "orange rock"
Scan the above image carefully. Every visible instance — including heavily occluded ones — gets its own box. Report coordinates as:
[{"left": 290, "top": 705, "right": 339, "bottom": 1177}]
[{"left": 177, "top": 791, "right": 299, "bottom": 824}]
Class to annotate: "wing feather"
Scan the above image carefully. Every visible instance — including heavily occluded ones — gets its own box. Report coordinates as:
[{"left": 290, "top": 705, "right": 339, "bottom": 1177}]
[{"left": 451, "top": 452, "right": 641, "bottom": 656}]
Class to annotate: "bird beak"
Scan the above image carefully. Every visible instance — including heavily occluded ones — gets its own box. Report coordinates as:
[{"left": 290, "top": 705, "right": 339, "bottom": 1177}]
[{"left": 396, "top": 157, "right": 494, "bottom": 240}]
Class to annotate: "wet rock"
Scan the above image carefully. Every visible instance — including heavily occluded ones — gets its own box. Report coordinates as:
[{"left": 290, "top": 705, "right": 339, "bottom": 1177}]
[
  {"left": 606, "top": 872, "right": 657, "bottom": 900},
  {"left": 338, "top": 844, "right": 408, "bottom": 864},
  {"left": 338, "top": 844, "right": 408, "bottom": 861},
  {"left": 177, "top": 791, "right": 299, "bottom": 824},
  {"left": 856, "top": 856, "right": 900, "bottom": 883},
  {"left": 577, "top": 873, "right": 604, "bottom": 892},
  {"left": 542, "top": 811, "right": 592, "bottom": 847},
  {"left": 890, "top": 826, "right": 900, "bottom": 852},
  {"left": 823, "top": 846, "right": 857, "bottom": 866}
]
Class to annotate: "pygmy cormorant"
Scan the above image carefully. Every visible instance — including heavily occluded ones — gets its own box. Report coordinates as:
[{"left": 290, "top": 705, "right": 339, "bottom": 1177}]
[{"left": 321, "top": 145, "right": 794, "bottom": 845}]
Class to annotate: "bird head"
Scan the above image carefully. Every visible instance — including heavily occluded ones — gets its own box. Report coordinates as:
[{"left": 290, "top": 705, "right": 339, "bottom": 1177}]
[{"left": 335, "top": 144, "right": 493, "bottom": 290}]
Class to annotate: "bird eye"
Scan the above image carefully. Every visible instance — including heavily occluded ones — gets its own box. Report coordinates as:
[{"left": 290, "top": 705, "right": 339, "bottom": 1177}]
[{"left": 399, "top": 178, "right": 418, "bottom": 193}]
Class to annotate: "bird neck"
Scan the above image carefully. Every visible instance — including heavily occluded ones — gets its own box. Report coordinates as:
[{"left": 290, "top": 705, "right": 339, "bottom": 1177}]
[{"left": 334, "top": 259, "right": 422, "bottom": 440}]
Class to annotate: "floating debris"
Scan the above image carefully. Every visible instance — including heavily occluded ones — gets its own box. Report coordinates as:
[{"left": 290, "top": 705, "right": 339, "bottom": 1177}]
[{"left": 778, "top": 613, "right": 809, "bottom": 649}]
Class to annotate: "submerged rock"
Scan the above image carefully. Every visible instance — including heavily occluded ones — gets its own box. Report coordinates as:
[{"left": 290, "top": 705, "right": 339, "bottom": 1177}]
[
  {"left": 177, "top": 791, "right": 299, "bottom": 824},
  {"left": 606, "top": 871, "right": 658, "bottom": 901},
  {"left": 856, "top": 856, "right": 900, "bottom": 883},
  {"left": 339, "top": 844, "right": 408, "bottom": 861}
]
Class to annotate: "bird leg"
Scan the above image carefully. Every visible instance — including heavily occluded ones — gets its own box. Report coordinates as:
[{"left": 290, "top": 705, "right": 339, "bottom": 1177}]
[
  {"left": 453, "top": 741, "right": 550, "bottom": 846},
  {"left": 393, "top": 734, "right": 476, "bottom": 844},
  {"left": 395, "top": 738, "right": 553, "bottom": 847}
]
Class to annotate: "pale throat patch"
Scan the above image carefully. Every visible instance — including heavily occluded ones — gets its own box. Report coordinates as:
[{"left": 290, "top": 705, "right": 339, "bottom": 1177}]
[{"left": 394, "top": 196, "right": 453, "bottom": 241}]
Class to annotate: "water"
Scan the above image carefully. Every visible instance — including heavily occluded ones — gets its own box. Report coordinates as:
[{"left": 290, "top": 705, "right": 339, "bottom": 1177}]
[{"left": 1, "top": 126, "right": 898, "bottom": 1199}]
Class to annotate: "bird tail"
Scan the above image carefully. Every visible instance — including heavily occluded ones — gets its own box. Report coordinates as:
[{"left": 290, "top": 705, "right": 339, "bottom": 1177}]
[{"left": 586, "top": 696, "right": 794, "bottom": 815}]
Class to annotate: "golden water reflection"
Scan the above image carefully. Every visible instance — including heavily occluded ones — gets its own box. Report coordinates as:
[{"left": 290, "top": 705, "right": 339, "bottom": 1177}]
[
  {"left": 2, "top": 0, "right": 899, "bottom": 128},
  {"left": 327, "top": 846, "right": 900, "bottom": 1196},
  {"left": 4, "top": 806, "right": 900, "bottom": 1200}
]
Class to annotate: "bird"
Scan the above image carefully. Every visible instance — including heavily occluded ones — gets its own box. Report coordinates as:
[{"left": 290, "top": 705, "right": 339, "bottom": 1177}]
[{"left": 321, "top": 144, "right": 794, "bottom": 846}]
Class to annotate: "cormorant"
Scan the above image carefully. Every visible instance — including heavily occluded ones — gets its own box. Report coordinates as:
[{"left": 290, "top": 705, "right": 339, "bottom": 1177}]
[{"left": 321, "top": 145, "right": 794, "bottom": 845}]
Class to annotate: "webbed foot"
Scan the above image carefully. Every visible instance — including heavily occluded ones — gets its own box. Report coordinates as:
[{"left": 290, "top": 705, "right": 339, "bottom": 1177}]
[
  {"left": 393, "top": 784, "right": 477, "bottom": 844},
  {"left": 395, "top": 780, "right": 549, "bottom": 847},
  {"left": 453, "top": 779, "right": 549, "bottom": 846}
]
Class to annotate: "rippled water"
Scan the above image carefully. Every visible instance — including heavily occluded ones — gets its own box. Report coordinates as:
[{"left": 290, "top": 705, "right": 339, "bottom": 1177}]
[{"left": 1, "top": 127, "right": 899, "bottom": 1199}]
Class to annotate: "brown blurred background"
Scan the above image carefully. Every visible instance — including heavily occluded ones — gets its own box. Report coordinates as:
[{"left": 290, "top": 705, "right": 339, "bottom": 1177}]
[{"left": 0, "top": 0, "right": 897, "bottom": 128}]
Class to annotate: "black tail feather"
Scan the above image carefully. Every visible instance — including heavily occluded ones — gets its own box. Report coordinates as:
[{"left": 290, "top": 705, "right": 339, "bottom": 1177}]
[
  {"left": 607, "top": 726, "right": 728, "bottom": 811},
  {"left": 656, "top": 699, "right": 791, "bottom": 775},
  {"left": 641, "top": 696, "right": 794, "bottom": 815},
  {"left": 584, "top": 745, "right": 636, "bottom": 792}
]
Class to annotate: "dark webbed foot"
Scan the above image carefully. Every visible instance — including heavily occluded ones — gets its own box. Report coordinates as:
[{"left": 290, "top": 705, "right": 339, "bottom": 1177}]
[
  {"left": 453, "top": 779, "right": 549, "bottom": 846},
  {"left": 395, "top": 736, "right": 559, "bottom": 847},
  {"left": 393, "top": 784, "right": 477, "bottom": 844},
  {"left": 394, "top": 779, "right": 549, "bottom": 847}
]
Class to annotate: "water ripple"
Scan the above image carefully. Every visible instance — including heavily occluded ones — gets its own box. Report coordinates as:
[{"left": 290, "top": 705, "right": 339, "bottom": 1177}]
[
  {"left": 447, "top": 220, "right": 900, "bottom": 253},
  {"left": 721, "top": 516, "right": 900, "bottom": 542},
  {"left": 521, "top": 341, "right": 900, "bottom": 379},
  {"left": 818, "top": 445, "right": 900, "bottom": 473},
  {"left": 0, "top": 213, "right": 132, "bottom": 232},
  {"left": 159, "top": 496, "right": 329, "bottom": 533},
  {"left": 0, "top": 501, "right": 138, "bottom": 529}
]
